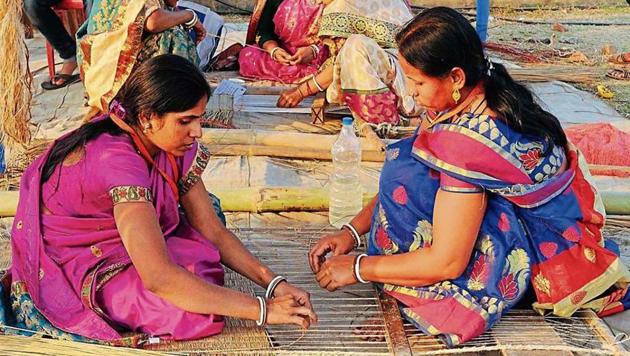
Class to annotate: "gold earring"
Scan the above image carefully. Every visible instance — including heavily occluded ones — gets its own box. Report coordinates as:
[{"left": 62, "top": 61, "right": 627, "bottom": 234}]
[
  {"left": 452, "top": 87, "right": 461, "bottom": 104},
  {"left": 142, "top": 122, "right": 151, "bottom": 133}
]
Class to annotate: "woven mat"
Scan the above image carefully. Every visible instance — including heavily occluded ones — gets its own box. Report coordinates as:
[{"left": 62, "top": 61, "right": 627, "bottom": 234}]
[{"left": 1, "top": 226, "right": 629, "bottom": 355}]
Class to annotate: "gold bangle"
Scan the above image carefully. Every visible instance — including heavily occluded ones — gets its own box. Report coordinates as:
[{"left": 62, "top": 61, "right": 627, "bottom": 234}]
[{"left": 270, "top": 47, "right": 281, "bottom": 61}]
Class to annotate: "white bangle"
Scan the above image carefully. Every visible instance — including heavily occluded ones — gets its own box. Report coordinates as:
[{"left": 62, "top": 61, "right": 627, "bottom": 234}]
[
  {"left": 255, "top": 296, "right": 267, "bottom": 326},
  {"left": 342, "top": 223, "right": 361, "bottom": 248},
  {"left": 354, "top": 254, "right": 369, "bottom": 284},
  {"left": 265, "top": 275, "right": 286, "bottom": 299},
  {"left": 270, "top": 47, "right": 282, "bottom": 61},
  {"left": 183, "top": 9, "right": 198, "bottom": 29},
  {"left": 310, "top": 44, "right": 320, "bottom": 56},
  {"left": 312, "top": 76, "right": 324, "bottom": 92}
]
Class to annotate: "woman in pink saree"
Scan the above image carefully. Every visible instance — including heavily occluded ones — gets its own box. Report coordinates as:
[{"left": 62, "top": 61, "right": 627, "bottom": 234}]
[
  {"left": 7, "top": 54, "right": 316, "bottom": 345},
  {"left": 238, "top": 0, "right": 329, "bottom": 83},
  {"left": 274, "top": 0, "right": 420, "bottom": 126}
]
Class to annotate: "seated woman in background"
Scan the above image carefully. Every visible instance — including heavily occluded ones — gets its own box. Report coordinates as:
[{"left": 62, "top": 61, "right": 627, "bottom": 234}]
[
  {"left": 9, "top": 55, "right": 316, "bottom": 344},
  {"left": 238, "top": 0, "right": 329, "bottom": 83},
  {"left": 276, "top": 0, "right": 421, "bottom": 126},
  {"left": 309, "top": 7, "right": 630, "bottom": 346},
  {"left": 78, "top": 0, "right": 207, "bottom": 114}
]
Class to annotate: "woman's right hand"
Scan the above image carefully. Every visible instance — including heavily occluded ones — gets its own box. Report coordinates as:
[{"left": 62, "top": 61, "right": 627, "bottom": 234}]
[
  {"left": 277, "top": 85, "right": 307, "bottom": 107},
  {"left": 272, "top": 48, "right": 293, "bottom": 65},
  {"left": 192, "top": 20, "right": 206, "bottom": 44},
  {"left": 266, "top": 295, "right": 317, "bottom": 329},
  {"left": 308, "top": 230, "right": 355, "bottom": 273}
]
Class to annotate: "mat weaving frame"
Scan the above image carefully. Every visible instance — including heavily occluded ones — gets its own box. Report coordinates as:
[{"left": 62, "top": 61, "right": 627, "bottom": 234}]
[{"left": 0, "top": 226, "right": 628, "bottom": 355}]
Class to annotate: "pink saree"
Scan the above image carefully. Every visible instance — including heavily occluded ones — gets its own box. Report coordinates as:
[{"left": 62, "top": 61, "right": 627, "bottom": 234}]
[
  {"left": 239, "top": 0, "right": 328, "bottom": 83},
  {"left": 10, "top": 121, "right": 223, "bottom": 342}
]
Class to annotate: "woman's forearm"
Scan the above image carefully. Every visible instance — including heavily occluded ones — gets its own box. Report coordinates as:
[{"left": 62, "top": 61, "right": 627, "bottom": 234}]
[
  {"left": 358, "top": 190, "right": 485, "bottom": 287},
  {"left": 359, "top": 248, "right": 461, "bottom": 287},
  {"left": 182, "top": 183, "right": 276, "bottom": 288},
  {"left": 114, "top": 200, "right": 262, "bottom": 320},
  {"left": 145, "top": 9, "right": 194, "bottom": 33},
  {"left": 150, "top": 263, "right": 261, "bottom": 320}
]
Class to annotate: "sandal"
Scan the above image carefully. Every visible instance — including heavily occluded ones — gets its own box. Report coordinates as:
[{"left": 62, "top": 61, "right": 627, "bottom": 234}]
[
  {"left": 608, "top": 53, "right": 630, "bottom": 65},
  {"left": 41, "top": 73, "right": 81, "bottom": 90},
  {"left": 606, "top": 68, "right": 630, "bottom": 81}
]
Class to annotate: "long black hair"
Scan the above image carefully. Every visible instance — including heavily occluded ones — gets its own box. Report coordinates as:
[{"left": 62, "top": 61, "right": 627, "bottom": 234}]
[
  {"left": 42, "top": 54, "right": 210, "bottom": 183},
  {"left": 396, "top": 7, "right": 567, "bottom": 150}
]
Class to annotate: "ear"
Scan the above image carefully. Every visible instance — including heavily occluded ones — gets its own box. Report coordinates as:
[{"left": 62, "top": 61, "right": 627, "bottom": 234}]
[
  {"left": 148, "top": 112, "right": 164, "bottom": 130},
  {"left": 137, "top": 112, "right": 151, "bottom": 127},
  {"left": 449, "top": 67, "right": 467, "bottom": 90}
]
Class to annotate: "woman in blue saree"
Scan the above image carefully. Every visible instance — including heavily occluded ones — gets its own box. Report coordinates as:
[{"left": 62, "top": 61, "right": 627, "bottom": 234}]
[{"left": 309, "top": 7, "right": 630, "bottom": 346}]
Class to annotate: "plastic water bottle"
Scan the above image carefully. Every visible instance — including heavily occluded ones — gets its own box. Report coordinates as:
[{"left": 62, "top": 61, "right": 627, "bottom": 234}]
[{"left": 329, "top": 117, "right": 363, "bottom": 227}]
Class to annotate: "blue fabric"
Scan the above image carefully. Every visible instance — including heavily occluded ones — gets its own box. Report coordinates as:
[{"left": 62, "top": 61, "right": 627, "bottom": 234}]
[
  {"left": 0, "top": 143, "right": 5, "bottom": 173},
  {"left": 476, "top": 0, "right": 490, "bottom": 42},
  {"left": 209, "top": 192, "right": 227, "bottom": 227},
  {"left": 367, "top": 114, "right": 628, "bottom": 345},
  {"left": 368, "top": 136, "right": 533, "bottom": 345},
  {"left": 0, "top": 272, "right": 14, "bottom": 327}
]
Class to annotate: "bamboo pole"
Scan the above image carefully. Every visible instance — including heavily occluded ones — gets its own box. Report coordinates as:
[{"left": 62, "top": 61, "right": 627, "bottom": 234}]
[
  {"left": 208, "top": 144, "right": 385, "bottom": 162},
  {"left": 0, "top": 191, "right": 18, "bottom": 216},
  {"left": 600, "top": 191, "right": 630, "bottom": 216},
  {"left": 3, "top": 187, "right": 630, "bottom": 217},
  {"left": 0, "top": 189, "right": 378, "bottom": 216},
  {"left": 201, "top": 128, "right": 384, "bottom": 151},
  {"left": 214, "top": 187, "right": 377, "bottom": 212}
]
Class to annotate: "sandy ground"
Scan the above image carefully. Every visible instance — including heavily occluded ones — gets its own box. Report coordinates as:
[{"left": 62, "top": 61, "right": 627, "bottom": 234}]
[{"left": 486, "top": 5, "right": 630, "bottom": 117}]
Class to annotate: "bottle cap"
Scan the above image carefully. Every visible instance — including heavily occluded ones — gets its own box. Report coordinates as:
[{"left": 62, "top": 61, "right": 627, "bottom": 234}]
[{"left": 342, "top": 117, "right": 353, "bottom": 126}]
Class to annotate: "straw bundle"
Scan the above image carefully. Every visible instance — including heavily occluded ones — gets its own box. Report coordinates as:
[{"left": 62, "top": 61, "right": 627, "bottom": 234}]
[
  {"left": 508, "top": 66, "right": 601, "bottom": 85},
  {"left": 0, "top": 0, "right": 32, "bottom": 152}
]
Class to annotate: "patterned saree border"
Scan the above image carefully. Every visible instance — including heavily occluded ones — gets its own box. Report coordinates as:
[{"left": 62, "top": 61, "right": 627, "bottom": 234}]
[
  {"left": 402, "top": 308, "right": 460, "bottom": 347},
  {"left": 178, "top": 144, "right": 211, "bottom": 195},
  {"left": 11, "top": 280, "right": 146, "bottom": 346},
  {"left": 100, "top": 7, "right": 146, "bottom": 111},
  {"left": 318, "top": 12, "right": 399, "bottom": 48},
  {"left": 434, "top": 123, "right": 530, "bottom": 176},
  {"left": 383, "top": 283, "right": 490, "bottom": 347},
  {"left": 109, "top": 186, "right": 153, "bottom": 205},
  {"left": 496, "top": 173, "right": 574, "bottom": 209},
  {"left": 532, "top": 258, "right": 630, "bottom": 317},
  {"left": 411, "top": 144, "right": 498, "bottom": 182},
  {"left": 342, "top": 87, "right": 391, "bottom": 95}
]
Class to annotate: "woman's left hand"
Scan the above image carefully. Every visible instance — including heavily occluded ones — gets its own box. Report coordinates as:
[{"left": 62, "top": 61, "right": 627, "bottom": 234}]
[
  {"left": 289, "top": 46, "right": 316, "bottom": 65},
  {"left": 273, "top": 282, "right": 318, "bottom": 323},
  {"left": 192, "top": 20, "right": 206, "bottom": 44},
  {"left": 315, "top": 255, "right": 358, "bottom": 291}
]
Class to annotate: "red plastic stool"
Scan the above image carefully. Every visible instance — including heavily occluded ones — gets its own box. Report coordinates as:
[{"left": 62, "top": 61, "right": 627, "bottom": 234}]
[{"left": 45, "top": 0, "right": 85, "bottom": 79}]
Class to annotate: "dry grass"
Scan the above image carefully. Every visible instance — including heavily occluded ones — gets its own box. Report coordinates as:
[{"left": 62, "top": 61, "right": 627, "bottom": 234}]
[{"left": 0, "top": 0, "right": 32, "bottom": 150}]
